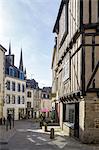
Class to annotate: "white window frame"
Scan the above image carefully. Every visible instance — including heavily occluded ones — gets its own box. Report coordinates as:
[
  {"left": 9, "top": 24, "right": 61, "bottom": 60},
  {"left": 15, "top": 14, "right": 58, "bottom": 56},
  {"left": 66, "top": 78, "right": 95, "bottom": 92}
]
[{"left": 63, "top": 55, "right": 69, "bottom": 82}]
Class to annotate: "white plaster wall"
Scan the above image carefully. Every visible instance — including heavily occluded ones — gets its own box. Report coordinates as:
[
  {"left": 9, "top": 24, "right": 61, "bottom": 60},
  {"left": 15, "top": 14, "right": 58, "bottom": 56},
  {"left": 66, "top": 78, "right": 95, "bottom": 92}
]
[{"left": 3, "top": 76, "right": 26, "bottom": 120}]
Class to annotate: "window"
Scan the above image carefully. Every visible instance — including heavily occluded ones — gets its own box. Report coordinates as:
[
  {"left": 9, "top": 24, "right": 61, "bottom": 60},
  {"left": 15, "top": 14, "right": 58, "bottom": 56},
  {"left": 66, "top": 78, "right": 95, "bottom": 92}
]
[
  {"left": 47, "top": 95, "right": 49, "bottom": 99},
  {"left": 43, "top": 94, "right": 46, "bottom": 98},
  {"left": 22, "top": 96, "right": 24, "bottom": 104},
  {"left": 63, "top": 54, "right": 69, "bottom": 81},
  {"left": 12, "top": 82, "right": 15, "bottom": 91},
  {"left": 6, "top": 95, "right": 10, "bottom": 104},
  {"left": 18, "top": 83, "right": 20, "bottom": 92},
  {"left": 12, "top": 95, "right": 15, "bottom": 104},
  {"left": 17, "top": 96, "right": 20, "bottom": 104},
  {"left": 64, "top": 104, "right": 75, "bottom": 123},
  {"left": 6, "top": 81, "right": 10, "bottom": 90},
  {"left": 69, "top": 109, "right": 75, "bottom": 123},
  {"left": 45, "top": 94, "right": 48, "bottom": 98},
  {"left": 19, "top": 71, "right": 24, "bottom": 80},
  {"left": 27, "top": 102, "right": 31, "bottom": 108},
  {"left": 22, "top": 84, "right": 25, "bottom": 92},
  {"left": 9, "top": 68, "right": 13, "bottom": 76},
  {"left": 27, "top": 91, "right": 31, "bottom": 98}
]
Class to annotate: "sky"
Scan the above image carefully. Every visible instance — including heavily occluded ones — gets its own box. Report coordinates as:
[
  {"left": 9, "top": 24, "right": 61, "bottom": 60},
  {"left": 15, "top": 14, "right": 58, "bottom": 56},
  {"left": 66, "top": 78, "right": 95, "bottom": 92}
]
[{"left": 0, "top": 0, "right": 61, "bottom": 88}]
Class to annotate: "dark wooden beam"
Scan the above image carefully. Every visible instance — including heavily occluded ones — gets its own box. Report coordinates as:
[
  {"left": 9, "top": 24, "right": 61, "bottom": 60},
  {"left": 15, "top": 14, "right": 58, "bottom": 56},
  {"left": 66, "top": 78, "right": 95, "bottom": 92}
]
[
  {"left": 89, "top": 0, "right": 91, "bottom": 23},
  {"left": 98, "top": 0, "right": 99, "bottom": 21},
  {"left": 87, "top": 88, "right": 99, "bottom": 92},
  {"left": 92, "top": 36, "right": 95, "bottom": 71},
  {"left": 80, "top": 0, "right": 83, "bottom": 30},
  {"left": 81, "top": 33, "right": 86, "bottom": 95},
  {"left": 86, "top": 61, "right": 99, "bottom": 90},
  {"left": 83, "top": 23, "right": 99, "bottom": 29},
  {"left": 71, "top": 44, "right": 82, "bottom": 59},
  {"left": 83, "top": 44, "right": 99, "bottom": 46}
]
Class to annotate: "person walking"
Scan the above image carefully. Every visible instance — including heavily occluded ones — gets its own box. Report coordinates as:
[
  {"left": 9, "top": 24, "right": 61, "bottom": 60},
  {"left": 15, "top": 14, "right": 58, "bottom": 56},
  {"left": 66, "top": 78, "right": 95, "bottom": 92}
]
[
  {"left": 3, "top": 117, "right": 5, "bottom": 125},
  {"left": 7, "top": 113, "right": 12, "bottom": 129}
]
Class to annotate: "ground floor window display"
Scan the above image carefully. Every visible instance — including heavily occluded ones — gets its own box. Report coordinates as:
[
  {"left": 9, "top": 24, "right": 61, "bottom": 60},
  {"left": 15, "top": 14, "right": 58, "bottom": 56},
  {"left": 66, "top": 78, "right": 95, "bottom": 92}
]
[{"left": 63, "top": 103, "right": 75, "bottom": 124}]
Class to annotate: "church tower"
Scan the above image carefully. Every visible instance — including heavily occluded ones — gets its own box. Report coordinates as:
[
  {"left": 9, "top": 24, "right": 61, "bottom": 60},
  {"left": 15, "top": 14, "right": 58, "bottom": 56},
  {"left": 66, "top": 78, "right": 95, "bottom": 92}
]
[{"left": 6, "top": 42, "right": 14, "bottom": 66}]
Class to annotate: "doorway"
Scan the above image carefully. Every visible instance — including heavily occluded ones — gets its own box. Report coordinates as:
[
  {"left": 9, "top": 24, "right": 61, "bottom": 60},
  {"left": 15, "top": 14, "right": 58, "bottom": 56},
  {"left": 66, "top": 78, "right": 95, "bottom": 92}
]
[{"left": 74, "top": 103, "right": 79, "bottom": 138}]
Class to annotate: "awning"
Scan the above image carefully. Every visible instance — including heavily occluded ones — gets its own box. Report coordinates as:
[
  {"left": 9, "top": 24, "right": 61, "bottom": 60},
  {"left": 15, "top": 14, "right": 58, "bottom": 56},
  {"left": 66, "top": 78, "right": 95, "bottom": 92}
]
[{"left": 40, "top": 108, "right": 49, "bottom": 112}]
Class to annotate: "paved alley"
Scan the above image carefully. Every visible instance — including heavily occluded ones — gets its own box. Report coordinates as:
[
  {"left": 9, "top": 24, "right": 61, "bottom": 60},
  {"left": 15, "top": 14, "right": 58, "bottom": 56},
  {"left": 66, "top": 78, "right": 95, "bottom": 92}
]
[{"left": 0, "top": 120, "right": 99, "bottom": 150}]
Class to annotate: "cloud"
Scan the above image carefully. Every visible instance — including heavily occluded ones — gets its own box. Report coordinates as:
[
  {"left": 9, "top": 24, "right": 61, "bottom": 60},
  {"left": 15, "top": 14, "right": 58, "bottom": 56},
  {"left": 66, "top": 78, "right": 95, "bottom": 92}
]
[{"left": 0, "top": 0, "right": 61, "bottom": 88}]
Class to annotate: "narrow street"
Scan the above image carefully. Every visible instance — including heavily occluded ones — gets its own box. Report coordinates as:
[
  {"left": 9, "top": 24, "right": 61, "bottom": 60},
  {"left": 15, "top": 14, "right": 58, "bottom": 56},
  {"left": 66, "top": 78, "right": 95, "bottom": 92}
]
[{"left": 0, "top": 120, "right": 99, "bottom": 150}]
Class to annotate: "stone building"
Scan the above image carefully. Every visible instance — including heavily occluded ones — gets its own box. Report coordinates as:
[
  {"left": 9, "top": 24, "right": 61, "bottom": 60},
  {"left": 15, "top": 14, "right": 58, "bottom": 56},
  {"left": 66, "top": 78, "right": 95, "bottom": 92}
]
[
  {"left": 26, "top": 79, "right": 39, "bottom": 118},
  {"left": 3, "top": 44, "right": 26, "bottom": 120},
  {"left": 52, "top": 0, "right": 99, "bottom": 143},
  {"left": 0, "top": 45, "right": 7, "bottom": 120},
  {"left": 33, "top": 88, "right": 42, "bottom": 118}
]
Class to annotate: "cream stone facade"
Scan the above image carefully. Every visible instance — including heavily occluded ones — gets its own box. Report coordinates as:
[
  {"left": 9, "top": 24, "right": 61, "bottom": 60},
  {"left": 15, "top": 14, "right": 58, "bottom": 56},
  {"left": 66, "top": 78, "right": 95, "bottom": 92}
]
[
  {"left": 52, "top": 0, "right": 99, "bottom": 143},
  {"left": 26, "top": 88, "right": 34, "bottom": 118},
  {"left": 3, "top": 75, "right": 26, "bottom": 120},
  {"left": 0, "top": 45, "right": 6, "bottom": 119},
  {"left": 33, "top": 89, "right": 41, "bottom": 118}
]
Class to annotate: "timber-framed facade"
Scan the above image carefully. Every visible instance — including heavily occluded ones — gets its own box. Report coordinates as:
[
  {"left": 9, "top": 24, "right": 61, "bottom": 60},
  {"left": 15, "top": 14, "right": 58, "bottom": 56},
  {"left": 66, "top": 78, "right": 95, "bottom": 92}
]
[{"left": 52, "top": 0, "right": 99, "bottom": 143}]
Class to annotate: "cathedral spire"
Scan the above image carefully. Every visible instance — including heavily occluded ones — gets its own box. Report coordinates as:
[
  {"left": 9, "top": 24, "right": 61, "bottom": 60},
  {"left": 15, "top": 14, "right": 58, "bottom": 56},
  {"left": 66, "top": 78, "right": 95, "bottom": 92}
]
[
  {"left": 24, "top": 68, "right": 26, "bottom": 74},
  {"left": 19, "top": 48, "right": 23, "bottom": 71},
  {"left": 9, "top": 42, "right": 11, "bottom": 55}
]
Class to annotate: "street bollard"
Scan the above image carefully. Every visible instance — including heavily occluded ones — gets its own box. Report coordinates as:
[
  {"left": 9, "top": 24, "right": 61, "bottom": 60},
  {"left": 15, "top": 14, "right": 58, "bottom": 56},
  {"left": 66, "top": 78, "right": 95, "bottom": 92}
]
[
  {"left": 50, "top": 128, "right": 54, "bottom": 139},
  {"left": 40, "top": 121, "right": 43, "bottom": 128},
  {"left": 44, "top": 123, "right": 47, "bottom": 132}
]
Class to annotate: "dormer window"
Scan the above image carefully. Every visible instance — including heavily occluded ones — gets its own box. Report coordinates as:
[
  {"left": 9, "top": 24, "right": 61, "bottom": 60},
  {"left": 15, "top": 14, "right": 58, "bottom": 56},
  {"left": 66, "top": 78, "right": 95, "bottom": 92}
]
[{"left": 9, "top": 67, "right": 14, "bottom": 76}]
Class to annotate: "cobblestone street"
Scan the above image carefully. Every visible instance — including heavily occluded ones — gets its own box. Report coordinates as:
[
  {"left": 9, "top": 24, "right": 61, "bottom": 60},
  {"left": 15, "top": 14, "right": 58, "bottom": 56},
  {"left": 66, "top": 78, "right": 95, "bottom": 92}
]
[{"left": 0, "top": 120, "right": 99, "bottom": 150}]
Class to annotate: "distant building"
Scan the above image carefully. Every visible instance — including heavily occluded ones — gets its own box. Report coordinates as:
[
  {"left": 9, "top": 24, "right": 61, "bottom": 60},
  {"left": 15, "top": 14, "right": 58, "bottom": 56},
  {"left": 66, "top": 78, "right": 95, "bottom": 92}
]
[
  {"left": 26, "top": 87, "right": 34, "bottom": 118},
  {"left": 26, "top": 78, "right": 39, "bottom": 118},
  {"left": 41, "top": 87, "right": 52, "bottom": 118},
  {"left": 33, "top": 88, "right": 41, "bottom": 118},
  {"left": 0, "top": 45, "right": 7, "bottom": 120},
  {"left": 26, "top": 79, "right": 38, "bottom": 89},
  {"left": 52, "top": 0, "right": 99, "bottom": 143},
  {"left": 3, "top": 44, "right": 26, "bottom": 120}
]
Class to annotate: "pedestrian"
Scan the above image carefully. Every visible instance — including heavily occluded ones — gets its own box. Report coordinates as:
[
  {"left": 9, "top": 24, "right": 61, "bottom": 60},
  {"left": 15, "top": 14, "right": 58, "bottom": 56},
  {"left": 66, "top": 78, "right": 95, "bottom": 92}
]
[
  {"left": 12, "top": 115, "right": 14, "bottom": 128},
  {"left": 7, "top": 113, "right": 12, "bottom": 129},
  {"left": 3, "top": 117, "right": 5, "bottom": 125},
  {"left": 0, "top": 118, "right": 2, "bottom": 125}
]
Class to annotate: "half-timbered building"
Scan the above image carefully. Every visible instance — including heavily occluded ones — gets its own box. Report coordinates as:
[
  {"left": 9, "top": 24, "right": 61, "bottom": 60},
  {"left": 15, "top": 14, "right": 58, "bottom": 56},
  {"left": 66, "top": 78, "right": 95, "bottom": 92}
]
[{"left": 52, "top": 0, "right": 99, "bottom": 143}]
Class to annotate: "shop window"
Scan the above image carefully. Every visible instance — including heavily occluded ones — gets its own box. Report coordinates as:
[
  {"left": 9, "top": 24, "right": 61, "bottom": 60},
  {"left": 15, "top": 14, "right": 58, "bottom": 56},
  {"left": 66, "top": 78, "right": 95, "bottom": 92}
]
[{"left": 69, "top": 109, "right": 75, "bottom": 123}]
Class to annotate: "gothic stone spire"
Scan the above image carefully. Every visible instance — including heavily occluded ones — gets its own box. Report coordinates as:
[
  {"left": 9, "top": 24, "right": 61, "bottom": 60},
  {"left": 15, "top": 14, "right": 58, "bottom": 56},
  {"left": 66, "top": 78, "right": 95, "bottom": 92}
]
[
  {"left": 19, "top": 48, "right": 23, "bottom": 71},
  {"left": 9, "top": 42, "right": 11, "bottom": 55}
]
